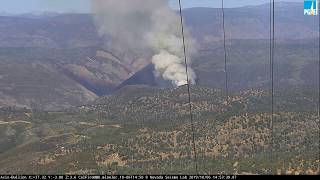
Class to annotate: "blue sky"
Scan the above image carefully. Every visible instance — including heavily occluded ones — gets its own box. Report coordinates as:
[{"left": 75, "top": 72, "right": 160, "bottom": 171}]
[{"left": 0, "top": 0, "right": 302, "bottom": 14}]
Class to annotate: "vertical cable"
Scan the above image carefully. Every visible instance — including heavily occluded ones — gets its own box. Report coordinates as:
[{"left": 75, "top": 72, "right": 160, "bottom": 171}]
[
  {"left": 318, "top": 0, "right": 320, "bottom": 165},
  {"left": 178, "top": 0, "right": 198, "bottom": 174},
  {"left": 270, "top": 0, "right": 273, "bottom": 82},
  {"left": 269, "top": 1, "right": 272, "bottom": 173},
  {"left": 318, "top": 1, "right": 320, "bottom": 116},
  {"left": 222, "top": 0, "right": 229, "bottom": 102},
  {"left": 269, "top": 0, "right": 275, "bottom": 175},
  {"left": 272, "top": 0, "right": 275, "bottom": 174}
]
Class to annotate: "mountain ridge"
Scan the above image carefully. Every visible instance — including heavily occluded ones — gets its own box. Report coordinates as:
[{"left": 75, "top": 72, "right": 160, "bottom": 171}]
[{"left": 0, "top": 2, "right": 319, "bottom": 110}]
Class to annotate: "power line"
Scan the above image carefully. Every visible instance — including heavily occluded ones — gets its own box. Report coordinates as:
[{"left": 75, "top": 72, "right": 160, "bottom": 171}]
[
  {"left": 222, "top": 0, "right": 229, "bottom": 102},
  {"left": 178, "top": 0, "right": 198, "bottom": 174},
  {"left": 269, "top": 0, "right": 275, "bottom": 175},
  {"left": 318, "top": 2, "right": 320, "bottom": 166}
]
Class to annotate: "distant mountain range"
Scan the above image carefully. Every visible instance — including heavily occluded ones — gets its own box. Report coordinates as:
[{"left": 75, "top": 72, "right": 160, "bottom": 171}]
[
  {"left": 0, "top": 2, "right": 319, "bottom": 110},
  {"left": 0, "top": 3, "right": 318, "bottom": 48}
]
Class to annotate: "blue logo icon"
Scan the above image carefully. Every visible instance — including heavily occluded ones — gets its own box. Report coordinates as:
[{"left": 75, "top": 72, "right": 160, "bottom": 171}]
[{"left": 304, "top": 0, "right": 318, "bottom": 16}]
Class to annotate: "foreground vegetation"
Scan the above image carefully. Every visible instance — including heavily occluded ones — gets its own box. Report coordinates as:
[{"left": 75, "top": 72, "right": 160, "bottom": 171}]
[{"left": 0, "top": 86, "right": 319, "bottom": 174}]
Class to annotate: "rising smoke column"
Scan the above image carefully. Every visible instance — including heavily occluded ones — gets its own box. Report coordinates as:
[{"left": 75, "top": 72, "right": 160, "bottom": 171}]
[{"left": 92, "top": 0, "right": 196, "bottom": 86}]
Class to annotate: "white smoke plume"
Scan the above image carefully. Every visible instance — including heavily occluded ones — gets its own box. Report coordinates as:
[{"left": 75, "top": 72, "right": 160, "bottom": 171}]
[{"left": 92, "top": 0, "right": 197, "bottom": 86}]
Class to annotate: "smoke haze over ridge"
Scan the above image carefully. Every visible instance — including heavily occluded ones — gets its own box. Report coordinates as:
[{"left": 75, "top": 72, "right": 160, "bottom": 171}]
[{"left": 92, "top": 0, "right": 197, "bottom": 86}]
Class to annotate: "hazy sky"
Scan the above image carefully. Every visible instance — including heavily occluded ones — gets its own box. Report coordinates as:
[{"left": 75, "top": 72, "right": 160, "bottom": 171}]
[{"left": 0, "top": 0, "right": 303, "bottom": 14}]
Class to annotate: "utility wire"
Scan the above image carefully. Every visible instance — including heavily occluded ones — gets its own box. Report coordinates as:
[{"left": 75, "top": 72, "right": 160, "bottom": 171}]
[
  {"left": 269, "top": 0, "right": 275, "bottom": 175},
  {"left": 178, "top": 0, "right": 198, "bottom": 174},
  {"left": 318, "top": 0, "right": 320, "bottom": 116},
  {"left": 222, "top": 0, "right": 229, "bottom": 102},
  {"left": 318, "top": 2, "right": 320, "bottom": 165},
  {"left": 314, "top": 2, "right": 320, "bottom": 116}
]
